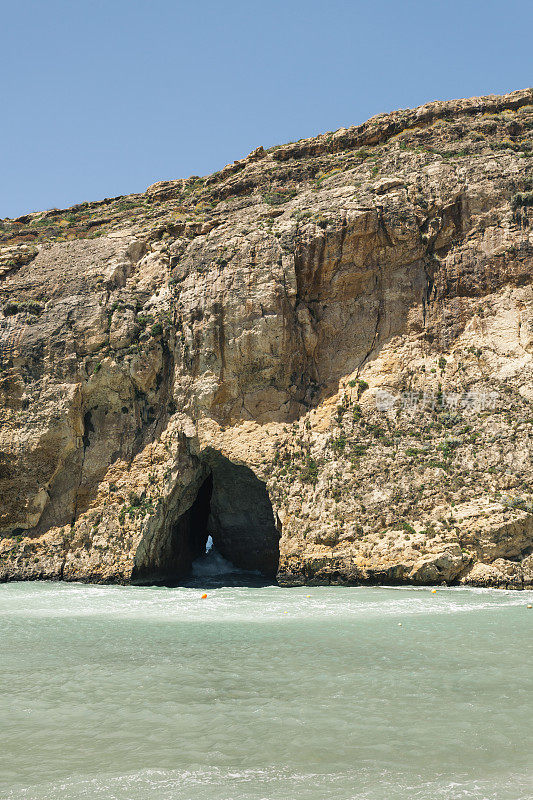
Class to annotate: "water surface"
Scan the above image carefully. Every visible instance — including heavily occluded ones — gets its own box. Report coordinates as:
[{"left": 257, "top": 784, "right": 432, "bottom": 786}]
[{"left": 1, "top": 582, "right": 532, "bottom": 799}]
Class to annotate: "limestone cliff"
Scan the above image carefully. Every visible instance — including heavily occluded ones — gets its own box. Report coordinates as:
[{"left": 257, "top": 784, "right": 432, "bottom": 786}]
[{"left": 1, "top": 89, "right": 533, "bottom": 587}]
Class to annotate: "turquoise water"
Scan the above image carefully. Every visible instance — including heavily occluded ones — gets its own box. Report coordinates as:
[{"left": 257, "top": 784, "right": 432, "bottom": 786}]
[{"left": 1, "top": 582, "right": 532, "bottom": 800}]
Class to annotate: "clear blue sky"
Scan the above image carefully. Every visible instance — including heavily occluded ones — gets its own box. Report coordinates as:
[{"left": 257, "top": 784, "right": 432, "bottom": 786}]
[{"left": 2, "top": 0, "right": 531, "bottom": 218}]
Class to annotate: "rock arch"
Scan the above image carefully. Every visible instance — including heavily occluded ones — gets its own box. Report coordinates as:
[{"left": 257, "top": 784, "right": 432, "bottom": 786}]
[{"left": 131, "top": 451, "right": 280, "bottom": 585}]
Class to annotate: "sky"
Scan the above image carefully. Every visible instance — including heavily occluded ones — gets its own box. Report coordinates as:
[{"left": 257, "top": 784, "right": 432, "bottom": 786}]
[{"left": 1, "top": 0, "right": 532, "bottom": 219}]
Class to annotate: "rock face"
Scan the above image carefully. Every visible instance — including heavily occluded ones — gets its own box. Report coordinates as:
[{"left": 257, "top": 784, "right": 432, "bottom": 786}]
[{"left": 1, "top": 88, "right": 533, "bottom": 587}]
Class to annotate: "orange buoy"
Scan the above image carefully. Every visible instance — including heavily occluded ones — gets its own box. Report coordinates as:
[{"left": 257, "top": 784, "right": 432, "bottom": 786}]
[
  {"left": 201, "top": 593, "right": 207, "bottom": 599},
  {"left": 431, "top": 589, "right": 437, "bottom": 594}
]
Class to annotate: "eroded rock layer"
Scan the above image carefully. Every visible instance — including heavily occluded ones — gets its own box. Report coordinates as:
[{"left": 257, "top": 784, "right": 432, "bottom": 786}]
[{"left": 1, "top": 89, "right": 533, "bottom": 587}]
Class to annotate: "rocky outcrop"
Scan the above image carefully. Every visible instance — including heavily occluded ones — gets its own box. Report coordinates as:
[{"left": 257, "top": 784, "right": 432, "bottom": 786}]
[{"left": 1, "top": 89, "right": 533, "bottom": 587}]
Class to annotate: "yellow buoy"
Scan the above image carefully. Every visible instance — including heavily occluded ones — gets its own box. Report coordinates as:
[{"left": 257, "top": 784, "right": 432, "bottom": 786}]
[
  {"left": 527, "top": 604, "right": 532, "bottom": 609},
  {"left": 398, "top": 622, "right": 402, "bottom": 626},
  {"left": 431, "top": 589, "right": 437, "bottom": 594},
  {"left": 306, "top": 595, "right": 311, "bottom": 598},
  {"left": 201, "top": 593, "right": 207, "bottom": 599}
]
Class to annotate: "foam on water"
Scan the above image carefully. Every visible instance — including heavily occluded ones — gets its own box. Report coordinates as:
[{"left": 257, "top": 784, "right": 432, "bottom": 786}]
[
  {"left": 188, "top": 539, "right": 263, "bottom": 587},
  {"left": 1, "top": 581, "right": 532, "bottom": 621},
  {"left": 1, "top": 582, "right": 532, "bottom": 800},
  {"left": 4, "top": 766, "right": 533, "bottom": 800}
]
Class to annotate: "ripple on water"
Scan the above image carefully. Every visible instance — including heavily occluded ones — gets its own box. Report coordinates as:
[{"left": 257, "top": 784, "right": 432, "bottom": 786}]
[{"left": 1, "top": 583, "right": 532, "bottom": 800}]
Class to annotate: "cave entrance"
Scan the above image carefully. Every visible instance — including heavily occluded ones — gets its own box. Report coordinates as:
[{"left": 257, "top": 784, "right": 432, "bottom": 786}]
[{"left": 132, "top": 454, "right": 280, "bottom": 586}]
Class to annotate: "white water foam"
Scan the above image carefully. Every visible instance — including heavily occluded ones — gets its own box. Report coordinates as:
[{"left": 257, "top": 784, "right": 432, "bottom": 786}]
[
  {"left": 190, "top": 538, "right": 240, "bottom": 578},
  {"left": 1, "top": 582, "right": 532, "bottom": 621},
  {"left": 4, "top": 766, "right": 532, "bottom": 800}
]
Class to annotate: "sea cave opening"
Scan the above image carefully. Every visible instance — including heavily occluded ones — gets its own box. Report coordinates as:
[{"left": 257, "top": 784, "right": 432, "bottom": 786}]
[{"left": 131, "top": 454, "right": 281, "bottom": 586}]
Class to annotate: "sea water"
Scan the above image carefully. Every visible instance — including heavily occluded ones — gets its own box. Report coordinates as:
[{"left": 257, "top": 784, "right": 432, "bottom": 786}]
[{"left": 1, "top": 581, "right": 532, "bottom": 800}]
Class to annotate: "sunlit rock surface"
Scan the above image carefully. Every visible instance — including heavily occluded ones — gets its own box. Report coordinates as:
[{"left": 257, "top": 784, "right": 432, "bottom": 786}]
[{"left": 1, "top": 88, "right": 533, "bottom": 586}]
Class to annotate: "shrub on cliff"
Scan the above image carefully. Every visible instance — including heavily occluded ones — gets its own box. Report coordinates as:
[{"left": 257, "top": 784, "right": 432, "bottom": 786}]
[{"left": 510, "top": 191, "right": 533, "bottom": 210}]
